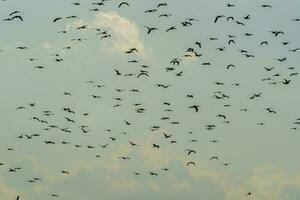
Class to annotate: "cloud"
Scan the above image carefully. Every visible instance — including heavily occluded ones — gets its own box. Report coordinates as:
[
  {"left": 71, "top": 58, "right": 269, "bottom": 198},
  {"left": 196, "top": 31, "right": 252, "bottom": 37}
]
[
  {"left": 106, "top": 175, "right": 140, "bottom": 191},
  {"left": 186, "top": 163, "right": 300, "bottom": 200},
  {"left": 0, "top": 180, "right": 24, "bottom": 200},
  {"left": 67, "top": 12, "right": 144, "bottom": 54},
  {"left": 147, "top": 180, "right": 160, "bottom": 191},
  {"left": 94, "top": 12, "right": 144, "bottom": 53}
]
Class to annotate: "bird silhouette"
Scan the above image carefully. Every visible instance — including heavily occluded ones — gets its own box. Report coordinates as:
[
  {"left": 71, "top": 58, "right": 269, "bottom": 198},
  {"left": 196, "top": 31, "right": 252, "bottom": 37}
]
[
  {"left": 145, "top": 26, "right": 158, "bottom": 34},
  {"left": 189, "top": 105, "right": 199, "bottom": 112},
  {"left": 118, "top": 2, "right": 129, "bottom": 8}
]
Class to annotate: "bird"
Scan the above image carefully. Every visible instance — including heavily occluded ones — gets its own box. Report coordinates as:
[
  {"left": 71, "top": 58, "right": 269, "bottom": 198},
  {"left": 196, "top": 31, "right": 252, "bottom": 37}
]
[
  {"left": 77, "top": 25, "right": 88, "bottom": 30},
  {"left": 210, "top": 156, "right": 219, "bottom": 160},
  {"left": 189, "top": 105, "right": 199, "bottom": 112},
  {"left": 216, "top": 114, "right": 226, "bottom": 119},
  {"left": 137, "top": 72, "right": 149, "bottom": 78},
  {"left": 145, "top": 9, "right": 157, "bottom": 13},
  {"left": 149, "top": 172, "right": 158, "bottom": 176},
  {"left": 244, "top": 15, "right": 251, "bottom": 20},
  {"left": 265, "top": 107, "right": 276, "bottom": 114},
  {"left": 61, "top": 170, "right": 70, "bottom": 174},
  {"left": 166, "top": 26, "right": 176, "bottom": 32},
  {"left": 264, "top": 67, "right": 274, "bottom": 71},
  {"left": 214, "top": 15, "right": 225, "bottom": 23},
  {"left": 282, "top": 79, "right": 291, "bottom": 85},
  {"left": 145, "top": 26, "right": 158, "bottom": 34},
  {"left": 118, "top": 2, "right": 129, "bottom": 8},
  {"left": 260, "top": 41, "right": 268, "bottom": 45},
  {"left": 125, "top": 48, "right": 138, "bottom": 54},
  {"left": 159, "top": 13, "right": 172, "bottom": 17},
  {"left": 226, "top": 3, "right": 235, "bottom": 7},
  {"left": 114, "top": 69, "right": 122, "bottom": 75},
  {"left": 187, "top": 161, "right": 195, "bottom": 166},
  {"left": 195, "top": 41, "right": 201, "bottom": 48},
  {"left": 8, "top": 15, "right": 23, "bottom": 21},
  {"left": 157, "top": 3, "right": 167, "bottom": 7},
  {"left": 186, "top": 149, "right": 196, "bottom": 155},
  {"left": 163, "top": 133, "right": 172, "bottom": 138},
  {"left": 53, "top": 17, "right": 62, "bottom": 23},
  {"left": 262, "top": 4, "right": 272, "bottom": 8},
  {"left": 250, "top": 92, "right": 262, "bottom": 99},
  {"left": 129, "top": 141, "right": 139, "bottom": 146},
  {"left": 226, "top": 64, "right": 235, "bottom": 69}
]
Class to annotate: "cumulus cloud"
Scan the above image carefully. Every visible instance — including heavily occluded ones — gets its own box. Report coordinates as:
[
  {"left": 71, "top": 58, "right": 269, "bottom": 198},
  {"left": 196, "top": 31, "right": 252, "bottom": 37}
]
[
  {"left": 186, "top": 163, "right": 300, "bottom": 200},
  {"left": 67, "top": 12, "right": 144, "bottom": 54},
  {"left": 0, "top": 180, "right": 24, "bottom": 200},
  {"left": 94, "top": 12, "right": 144, "bottom": 53},
  {"left": 106, "top": 175, "right": 140, "bottom": 191}
]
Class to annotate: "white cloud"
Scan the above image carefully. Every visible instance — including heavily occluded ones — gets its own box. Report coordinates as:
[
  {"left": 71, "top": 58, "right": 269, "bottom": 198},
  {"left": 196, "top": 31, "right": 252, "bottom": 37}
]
[
  {"left": 67, "top": 12, "right": 144, "bottom": 54},
  {"left": 106, "top": 175, "right": 140, "bottom": 191},
  {"left": 94, "top": 12, "right": 144, "bottom": 54},
  {"left": 0, "top": 180, "right": 25, "bottom": 200}
]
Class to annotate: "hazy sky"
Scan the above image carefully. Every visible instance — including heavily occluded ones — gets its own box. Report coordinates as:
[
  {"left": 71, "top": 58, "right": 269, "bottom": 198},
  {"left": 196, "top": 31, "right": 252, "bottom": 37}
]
[{"left": 1, "top": 0, "right": 300, "bottom": 200}]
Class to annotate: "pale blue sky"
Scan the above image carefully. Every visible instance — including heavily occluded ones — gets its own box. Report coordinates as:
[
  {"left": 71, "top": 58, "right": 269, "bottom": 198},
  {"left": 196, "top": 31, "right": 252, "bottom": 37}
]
[{"left": 1, "top": 0, "right": 300, "bottom": 200}]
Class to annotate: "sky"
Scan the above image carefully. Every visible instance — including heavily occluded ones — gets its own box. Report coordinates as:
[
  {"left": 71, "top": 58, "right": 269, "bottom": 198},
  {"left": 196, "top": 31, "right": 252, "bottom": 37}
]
[{"left": 0, "top": 0, "right": 300, "bottom": 199}]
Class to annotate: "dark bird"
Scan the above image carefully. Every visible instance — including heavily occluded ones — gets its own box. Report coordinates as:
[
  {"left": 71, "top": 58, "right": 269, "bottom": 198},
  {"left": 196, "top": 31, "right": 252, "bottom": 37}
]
[
  {"left": 159, "top": 13, "right": 172, "bottom": 17},
  {"left": 166, "top": 26, "right": 176, "bottom": 32},
  {"left": 145, "top": 26, "right": 158, "bottom": 34},
  {"left": 262, "top": 4, "right": 272, "bottom": 8},
  {"left": 145, "top": 9, "right": 157, "bottom": 13},
  {"left": 226, "top": 3, "right": 235, "bottom": 7},
  {"left": 216, "top": 114, "right": 226, "bottom": 119},
  {"left": 53, "top": 17, "right": 62, "bottom": 23},
  {"left": 187, "top": 161, "right": 195, "bottom": 166},
  {"left": 61, "top": 170, "right": 70, "bottom": 174},
  {"left": 114, "top": 69, "right": 122, "bottom": 75},
  {"left": 250, "top": 92, "right": 262, "bottom": 99},
  {"left": 235, "top": 21, "right": 244, "bottom": 26},
  {"left": 65, "top": 117, "right": 75, "bottom": 123},
  {"left": 289, "top": 48, "right": 300, "bottom": 52},
  {"left": 176, "top": 71, "right": 183, "bottom": 76},
  {"left": 210, "top": 156, "right": 219, "bottom": 160},
  {"left": 264, "top": 67, "right": 274, "bottom": 71},
  {"left": 163, "top": 133, "right": 172, "bottom": 138},
  {"left": 214, "top": 15, "right": 225, "bottom": 23},
  {"left": 16, "top": 106, "right": 25, "bottom": 110},
  {"left": 227, "top": 16, "right": 234, "bottom": 21},
  {"left": 223, "top": 162, "right": 232, "bottom": 166},
  {"left": 149, "top": 172, "right": 158, "bottom": 176},
  {"left": 260, "top": 41, "right": 268, "bottom": 45},
  {"left": 125, "top": 48, "right": 138, "bottom": 54},
  {"left": 226, "top": 64, "right": 235, "bottom": 69},
  {"left": 195, "top": 41, "right": 201, "bottom": 48},
  {"left": 118, "top": 2, "right": 129, "bottom": 8},
  {"left": 228, "top": 39, "right": 235, "bottom": 45},
  {"left": 129, "top": 141, "right": 139, "bottom": 146},
  {"left": 157, "top": 3, "right": 167, "bottom": 7},
  {"left": 77, "top": 25, "right": 88, "bottom": 30},
  {"left": 282, "top": 79, "right": 291, "bottom": 85},
  {"left": 265, "top": 107, "right": 276, "bottom": 114},
  {"left": 187, "top": 149, "right": 196, "bottom": 155},
  {"left": 8, "top": 15, "right": 23, "bottom": 21},
  {"left": 189, "top": 105, "right": 199, "bottom": 112},
  {"left": 137, "top": 72, "right": 149, "bottom": 78},
  {"left": 244, "top": 15, "right": 251, "bottom": 20}
]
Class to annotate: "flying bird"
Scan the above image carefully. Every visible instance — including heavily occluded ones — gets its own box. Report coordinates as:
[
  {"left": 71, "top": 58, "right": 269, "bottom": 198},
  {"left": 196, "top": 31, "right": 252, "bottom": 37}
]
[{"left": 118, "top": 2, "right": 129, "bottom": 8}]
